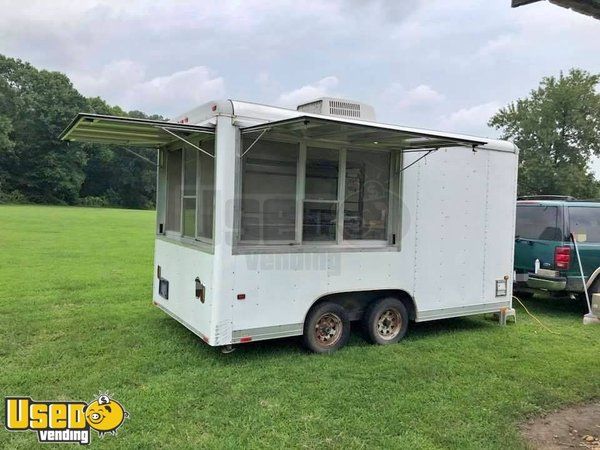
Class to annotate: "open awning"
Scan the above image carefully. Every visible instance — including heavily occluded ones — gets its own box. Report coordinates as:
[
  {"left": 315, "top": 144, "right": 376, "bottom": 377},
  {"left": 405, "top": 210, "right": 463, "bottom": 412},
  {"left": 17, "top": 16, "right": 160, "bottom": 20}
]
[
  {"left": 59, "top": 113, "right": 215, "bottom": 147},
  {"left": 240, "top": 115, "right": 487, "bottom": 151}
]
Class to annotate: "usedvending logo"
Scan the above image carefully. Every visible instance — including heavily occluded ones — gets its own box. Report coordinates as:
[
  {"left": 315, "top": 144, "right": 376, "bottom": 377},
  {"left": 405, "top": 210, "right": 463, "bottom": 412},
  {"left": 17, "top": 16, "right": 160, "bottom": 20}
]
[{"left": 4, "top": 393, "right": 129, "bottom": 445}]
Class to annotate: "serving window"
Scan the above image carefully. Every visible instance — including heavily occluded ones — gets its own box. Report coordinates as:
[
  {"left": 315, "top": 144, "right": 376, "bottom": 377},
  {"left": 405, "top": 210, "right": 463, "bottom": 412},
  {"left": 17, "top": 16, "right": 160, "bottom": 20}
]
[
  {"left": 240, "top": 140, "right": 299, "bottom": 243},
  {"left": 303, "top": 147, "right": 340, "bottom": 242},
  {"left": 344, "top": 149, "right": 390, "bottom": 241},
  {"left": 163, "top": 140, "right": 215, "bottom": 243},
  {"left": 238, "top": 137, "right": 396, "bottom": 248}
]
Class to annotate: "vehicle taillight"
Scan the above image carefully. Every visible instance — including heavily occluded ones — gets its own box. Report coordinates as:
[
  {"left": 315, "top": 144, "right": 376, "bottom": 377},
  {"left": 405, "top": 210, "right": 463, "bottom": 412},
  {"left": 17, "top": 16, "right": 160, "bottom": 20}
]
[{"left": 554, "top": 246, "right": 571, "bottom": 270}]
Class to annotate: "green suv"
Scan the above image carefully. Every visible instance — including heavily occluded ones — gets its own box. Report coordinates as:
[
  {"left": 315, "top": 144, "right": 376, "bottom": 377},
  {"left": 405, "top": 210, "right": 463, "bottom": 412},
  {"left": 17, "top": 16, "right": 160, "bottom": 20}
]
[{"left": 514, "top": 196, "right": 600, "bottom": 298}]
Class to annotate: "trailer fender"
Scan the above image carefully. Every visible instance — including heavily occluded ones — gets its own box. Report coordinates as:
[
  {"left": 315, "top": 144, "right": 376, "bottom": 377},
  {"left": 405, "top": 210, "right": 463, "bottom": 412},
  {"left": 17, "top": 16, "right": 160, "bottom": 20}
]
[{"left": 303, "top": 289, "right": 417, "bottom": 324}]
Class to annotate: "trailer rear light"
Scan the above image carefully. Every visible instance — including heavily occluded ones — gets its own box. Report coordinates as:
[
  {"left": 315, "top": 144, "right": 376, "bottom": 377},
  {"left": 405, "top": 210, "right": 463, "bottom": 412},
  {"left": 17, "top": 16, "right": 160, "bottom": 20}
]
[
  {"left": 554, "top": 246, "right": 571, "bottom": 270},
  {"left": 240, "top": 336, "right": 252, "bottom": 343}
]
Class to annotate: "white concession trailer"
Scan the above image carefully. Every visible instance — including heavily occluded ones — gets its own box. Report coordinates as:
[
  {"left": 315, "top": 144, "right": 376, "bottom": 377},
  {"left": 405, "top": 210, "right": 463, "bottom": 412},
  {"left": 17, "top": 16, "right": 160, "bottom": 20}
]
[{"left": 60, "top": 98, "right": 518, "bottom": 353}]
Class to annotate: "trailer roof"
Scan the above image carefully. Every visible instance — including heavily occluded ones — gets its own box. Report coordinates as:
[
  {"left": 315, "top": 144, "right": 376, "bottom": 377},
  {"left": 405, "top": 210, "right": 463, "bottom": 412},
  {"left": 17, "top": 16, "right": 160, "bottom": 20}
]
[
  {"left": 240, "top": 115, "right": 487, "bottom": 151},
  {"left": 224, "top": 100, "right": 516, "bottom": 153},
  {"left": 59, "top": 113, "right": 215, "bottom": 147}
]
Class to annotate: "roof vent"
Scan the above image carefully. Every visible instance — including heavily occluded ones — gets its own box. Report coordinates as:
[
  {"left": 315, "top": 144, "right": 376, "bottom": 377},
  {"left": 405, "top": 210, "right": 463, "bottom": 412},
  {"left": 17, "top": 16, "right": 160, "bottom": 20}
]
[{"left": 297, "top": 97, "right": 376, "bottom": 121}]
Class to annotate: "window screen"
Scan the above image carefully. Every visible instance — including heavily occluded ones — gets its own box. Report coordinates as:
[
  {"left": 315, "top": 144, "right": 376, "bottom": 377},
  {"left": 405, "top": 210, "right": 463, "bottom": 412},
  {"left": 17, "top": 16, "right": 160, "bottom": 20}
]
[
  {"left": 237, "top": 140, "right": 396, "bottom": 247},
  {"left": 303, "top": 147, "right": 339, "bottom": 241},
  {"left": 182, "top": 148, "right": 197, "bottom": 237},
  {"left": 197, "top": 140, "right": 215, "bottom": 240},
  {"left": 515, "top": 205, "right": 561, "bottom": 240},
  {"left": 241, "top": 139, "right": 298, "bottom": 242},
  {"left": 344, "top": 150, "right": 390, "bottom": 240},
  {"left": 569, "top": 207, "right": 600, "bottom": 243},
  {"left": 165, "top": 149, "right": 182, "bottom": 232}
]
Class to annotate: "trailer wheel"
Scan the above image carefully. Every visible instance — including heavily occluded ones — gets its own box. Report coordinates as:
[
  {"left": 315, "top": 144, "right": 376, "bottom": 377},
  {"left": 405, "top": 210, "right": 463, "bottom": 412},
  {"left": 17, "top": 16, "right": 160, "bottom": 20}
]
[
  {"left": 363, "top": 297, "right": 408, "bottom": 345},
  {"left": 303, "top": 302, "right": 350, "bottom": 354}
]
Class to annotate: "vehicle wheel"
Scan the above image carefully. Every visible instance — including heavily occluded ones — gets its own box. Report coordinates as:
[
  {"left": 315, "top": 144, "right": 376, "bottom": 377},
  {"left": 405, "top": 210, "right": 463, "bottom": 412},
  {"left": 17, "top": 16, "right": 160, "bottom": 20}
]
[
  {"left": 363, "top": 297, "right": 409, "bottom": 345},
  {"left": 303, "top": 302, "right": 351, "bottom": 354}
]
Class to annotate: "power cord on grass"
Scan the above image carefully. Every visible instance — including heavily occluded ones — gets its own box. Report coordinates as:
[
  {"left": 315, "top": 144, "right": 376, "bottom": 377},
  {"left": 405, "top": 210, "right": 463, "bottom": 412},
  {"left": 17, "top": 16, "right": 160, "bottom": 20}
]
[{"left": 512, "top": 295, "right": 560, "bottom": 335}]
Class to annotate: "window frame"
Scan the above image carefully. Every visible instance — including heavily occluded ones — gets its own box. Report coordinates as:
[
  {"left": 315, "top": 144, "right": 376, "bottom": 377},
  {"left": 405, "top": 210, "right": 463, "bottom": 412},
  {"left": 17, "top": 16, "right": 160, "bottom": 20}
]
[
  {"left": 238, "top": 138, "right": 300, "bottom": 245},
  {"left": 164, "top": 146, "right": 183, "bottom": 239},
  {"left": 342, "top": 147, "right": 393, "bottom": 244},
  {"left": 181, "top": 147, "right": 198, "bottom": 239},
  {"left": 235, "top": 133, "right": 399, "bottom": 252},
  {"left": 302, "top": 144, "right": 343, "bottom": 244},
  {"left": 162, "top": 141, "right": 216, "bottom": 248},
  {"left": 194, "top": 139, "right": 216, "bottom": 244}
]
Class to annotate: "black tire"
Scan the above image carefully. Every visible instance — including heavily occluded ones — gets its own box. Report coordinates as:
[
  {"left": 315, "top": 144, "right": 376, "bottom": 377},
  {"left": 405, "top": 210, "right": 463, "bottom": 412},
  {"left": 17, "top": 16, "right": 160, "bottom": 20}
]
[
  {"left": 363, "top": 297, "right": 409, "bottom": 345},
  {"left": 303, "top": 302, "right": 351, "bottom": 354}
]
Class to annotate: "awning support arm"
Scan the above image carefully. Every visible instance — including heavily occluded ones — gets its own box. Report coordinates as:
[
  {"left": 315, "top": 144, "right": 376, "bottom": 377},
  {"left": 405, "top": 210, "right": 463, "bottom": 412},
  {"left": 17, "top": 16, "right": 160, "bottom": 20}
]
[
  {"left": 241, "top": 128, "right": 270, "bottom": 158},
  {"left": 400, "top": 149, "right": 437, "bottom": 173},
  {"left": 159, "top": 127, "right": 214, "bottom": 158},
  {"left": 123, "top": 147, "right": 157, "bottom": 166}
]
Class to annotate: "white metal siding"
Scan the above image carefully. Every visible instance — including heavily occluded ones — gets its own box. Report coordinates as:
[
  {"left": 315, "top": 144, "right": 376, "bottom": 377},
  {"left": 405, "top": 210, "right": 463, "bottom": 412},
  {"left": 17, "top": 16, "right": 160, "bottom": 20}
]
[
  {"left": 411, "top": 148, "right": 489, "bottom": 314},
  {"left": 153, "top": 239, "right": 214, "bottom": 339}
]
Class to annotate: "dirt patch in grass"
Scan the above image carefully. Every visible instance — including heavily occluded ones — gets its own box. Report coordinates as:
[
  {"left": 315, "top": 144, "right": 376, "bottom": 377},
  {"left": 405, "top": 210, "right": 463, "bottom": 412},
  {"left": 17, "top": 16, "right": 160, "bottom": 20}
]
[{"left": 521, "top": 402, "right": 600, "bottom": 449}]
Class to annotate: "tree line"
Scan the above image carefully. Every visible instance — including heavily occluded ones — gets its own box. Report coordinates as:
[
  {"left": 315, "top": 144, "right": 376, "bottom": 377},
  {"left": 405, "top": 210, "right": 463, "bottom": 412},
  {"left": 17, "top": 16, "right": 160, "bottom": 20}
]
[
  {"left": 1, "top": 54, "right": 599, "bottom": 208},
  {"left": 0, "top": 54, "right": 159, "bottom": 209},
  {"left": 489, "top": 68, "right": 600, "bottom": 199}
]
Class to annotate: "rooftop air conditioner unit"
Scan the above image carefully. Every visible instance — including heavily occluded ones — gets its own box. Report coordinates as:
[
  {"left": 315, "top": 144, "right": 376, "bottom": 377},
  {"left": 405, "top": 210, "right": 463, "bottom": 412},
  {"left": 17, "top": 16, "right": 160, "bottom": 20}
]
[{"left": 297, "top": 97, "right": 376, "bottom": 121}]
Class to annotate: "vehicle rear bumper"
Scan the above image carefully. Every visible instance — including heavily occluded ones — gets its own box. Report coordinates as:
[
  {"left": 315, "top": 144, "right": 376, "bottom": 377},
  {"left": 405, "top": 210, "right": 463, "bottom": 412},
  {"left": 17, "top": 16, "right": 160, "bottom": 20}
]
[{"left": 525, "top": 274, "right": 567, "bottom": 291}]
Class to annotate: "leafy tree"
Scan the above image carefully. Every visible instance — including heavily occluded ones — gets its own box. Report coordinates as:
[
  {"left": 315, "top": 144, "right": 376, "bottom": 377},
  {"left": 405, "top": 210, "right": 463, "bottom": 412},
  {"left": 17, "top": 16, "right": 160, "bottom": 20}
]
[
  {"left": 79, "top": 98, "right": 160, "bottom": 209},
  {"left": 489, "top": 69, "right": 600, "bottom": 198},
  {"left": 0, "top": 54, "right": 160, "bottom": 208},
  {"left": 0, "top": 115, "right": 15, "bottom": 170},
  {"left": 0, "top": 55, "right": 89, "bottom": 203}
]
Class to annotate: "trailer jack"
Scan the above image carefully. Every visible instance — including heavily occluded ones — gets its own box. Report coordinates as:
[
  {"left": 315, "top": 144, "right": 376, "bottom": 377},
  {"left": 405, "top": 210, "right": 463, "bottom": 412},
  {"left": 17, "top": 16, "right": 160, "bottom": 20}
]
[
  {"left": 498, "top": 306, "right": 516, "bottom": 326},
  {"left": 221, "top": 345, "right": 236, "bottom": 354}
]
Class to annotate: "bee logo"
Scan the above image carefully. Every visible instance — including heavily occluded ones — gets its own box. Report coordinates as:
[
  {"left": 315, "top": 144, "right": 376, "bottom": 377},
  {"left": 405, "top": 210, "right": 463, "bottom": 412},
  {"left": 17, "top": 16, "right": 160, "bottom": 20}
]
[{"left": 84, "top": 394, "right": 129, "bottom": 437}]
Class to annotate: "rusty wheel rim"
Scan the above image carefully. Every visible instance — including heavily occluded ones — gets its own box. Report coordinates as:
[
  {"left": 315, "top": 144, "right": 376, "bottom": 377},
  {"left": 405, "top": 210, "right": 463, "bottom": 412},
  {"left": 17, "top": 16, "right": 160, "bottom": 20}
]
[
  {"left": 314, "top": 313, "right": 343, "bottom": 347},
  {"left": 376, "top": 308, "right": 402, "bottom": 340}
]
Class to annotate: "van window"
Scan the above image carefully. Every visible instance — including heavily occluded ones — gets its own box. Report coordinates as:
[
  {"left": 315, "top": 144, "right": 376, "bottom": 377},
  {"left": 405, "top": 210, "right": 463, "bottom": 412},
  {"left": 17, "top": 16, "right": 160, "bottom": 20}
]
[
  {"left": 569, "top": 207, "right": 600, "bottom": 243},
  {"left": 515, "top": 205, "right": 561, "bottom": 241},
  {"left": 240, "top": 139, "right": 299, "bottom": 242}
]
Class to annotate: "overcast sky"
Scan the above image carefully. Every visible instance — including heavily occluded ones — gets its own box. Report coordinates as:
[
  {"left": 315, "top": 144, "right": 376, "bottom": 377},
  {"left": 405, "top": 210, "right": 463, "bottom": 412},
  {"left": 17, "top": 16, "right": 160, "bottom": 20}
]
[{"left": 0, "top": 0, "right": 598, "bottom": 141}]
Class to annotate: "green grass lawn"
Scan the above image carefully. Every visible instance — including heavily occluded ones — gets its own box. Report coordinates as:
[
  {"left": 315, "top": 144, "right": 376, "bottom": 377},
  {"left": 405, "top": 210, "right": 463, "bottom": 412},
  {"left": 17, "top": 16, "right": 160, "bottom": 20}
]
[{"left": 0, "top": 205, "right": 598, "bottom": 449}]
